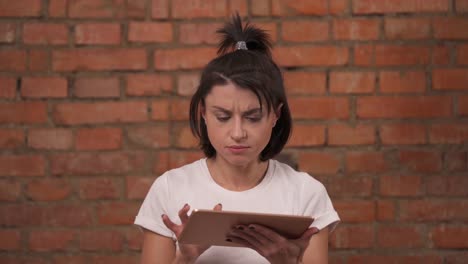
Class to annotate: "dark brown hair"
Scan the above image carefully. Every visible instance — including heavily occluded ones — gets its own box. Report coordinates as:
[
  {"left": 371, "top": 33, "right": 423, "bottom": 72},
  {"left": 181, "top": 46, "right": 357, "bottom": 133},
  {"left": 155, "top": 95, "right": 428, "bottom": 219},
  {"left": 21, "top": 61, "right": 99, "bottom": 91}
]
[{"left": 189, "top": 13, "right": 292, "bottom": 161}]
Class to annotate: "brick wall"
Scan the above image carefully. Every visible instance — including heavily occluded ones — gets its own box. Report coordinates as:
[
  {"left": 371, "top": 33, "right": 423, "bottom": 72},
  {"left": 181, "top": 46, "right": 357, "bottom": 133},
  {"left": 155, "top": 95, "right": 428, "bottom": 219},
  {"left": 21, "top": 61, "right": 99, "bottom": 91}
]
[{"left": 0, "top": 0, "right": 467, "bottom": 263}]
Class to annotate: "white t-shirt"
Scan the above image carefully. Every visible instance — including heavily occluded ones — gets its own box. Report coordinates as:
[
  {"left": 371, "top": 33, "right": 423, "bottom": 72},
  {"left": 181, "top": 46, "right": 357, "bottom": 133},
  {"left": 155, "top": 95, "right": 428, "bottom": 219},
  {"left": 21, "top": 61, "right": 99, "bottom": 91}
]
[{"left": 135, "top": 158, "right": 340, "bottom": 263}]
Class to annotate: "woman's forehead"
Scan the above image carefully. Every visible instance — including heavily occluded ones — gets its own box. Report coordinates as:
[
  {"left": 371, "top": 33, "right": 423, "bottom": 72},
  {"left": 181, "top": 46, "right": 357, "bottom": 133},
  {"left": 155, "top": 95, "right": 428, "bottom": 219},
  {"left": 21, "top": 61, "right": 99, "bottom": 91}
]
[{"left": 205, "top": 83, "right": 263, "bottom": 107}]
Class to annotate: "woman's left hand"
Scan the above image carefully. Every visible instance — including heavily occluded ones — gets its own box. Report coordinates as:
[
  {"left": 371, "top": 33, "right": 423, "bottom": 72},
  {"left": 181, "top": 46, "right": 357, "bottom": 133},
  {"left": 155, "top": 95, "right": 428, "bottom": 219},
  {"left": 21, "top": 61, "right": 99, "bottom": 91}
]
[{"left": 226, "top": 224, "right": 320, "bottom": 264}]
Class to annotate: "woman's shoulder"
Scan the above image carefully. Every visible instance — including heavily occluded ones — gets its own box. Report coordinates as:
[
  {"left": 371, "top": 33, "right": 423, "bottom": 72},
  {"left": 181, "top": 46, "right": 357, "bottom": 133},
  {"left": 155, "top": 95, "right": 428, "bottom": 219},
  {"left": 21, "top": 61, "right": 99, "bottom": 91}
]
[
  {"left": 157, "top": 158, "right": 206, "bottom": 183},
  {"left": 272, "top": 159, "right": 326, "bottom": 190}
]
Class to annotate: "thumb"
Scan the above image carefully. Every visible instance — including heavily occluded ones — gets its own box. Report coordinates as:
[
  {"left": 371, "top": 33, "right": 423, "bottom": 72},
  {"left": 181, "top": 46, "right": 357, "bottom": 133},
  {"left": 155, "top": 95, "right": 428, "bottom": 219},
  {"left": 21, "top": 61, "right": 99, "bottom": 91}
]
[
  {"left": 301, "top": 227, "right": 319, "bottom": 240},
  {"left": 213, "top": 203, "right": 223, "bottom": 211}
]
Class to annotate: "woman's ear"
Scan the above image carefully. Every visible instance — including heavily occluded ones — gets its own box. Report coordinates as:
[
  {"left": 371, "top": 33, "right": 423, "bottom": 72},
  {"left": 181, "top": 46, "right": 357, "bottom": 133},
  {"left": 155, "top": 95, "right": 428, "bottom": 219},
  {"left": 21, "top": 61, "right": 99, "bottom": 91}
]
[
  {"left": 273, "top": 103, "right": 283, "bottom": 127},
  {"left": 200, "top": 103, "right": 206, "bottom": 120}
]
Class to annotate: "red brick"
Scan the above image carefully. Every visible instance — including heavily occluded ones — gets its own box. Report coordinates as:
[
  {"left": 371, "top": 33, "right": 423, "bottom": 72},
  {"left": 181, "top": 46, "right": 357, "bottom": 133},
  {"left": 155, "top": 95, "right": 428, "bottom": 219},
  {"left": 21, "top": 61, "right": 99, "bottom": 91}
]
[
  {"left": 282, "top": 21, "right": 329, "bottom": 42},
  {"left": 68, "top": 0, "right": 124, "bottom": 18},
  {"left": 172, "top": 0, "right": 227, "bottom": 18},
  {"left": 80, "top": 230, "right": 124, "bottom": 251},
  {"left": 0, "top": 102, "right": 47, "bottom": 124},
  {"left": 126, "top": 0, "right": 146, "bottom": 18},
  {"left": 274, "top": 46, "right": 348, "bottom": 67},
  {"left": 0, "top": 230, "right": 20, "bottom": 250},
  {"left": 0, "top": 155, "right": 45, "bottom": 177},
  {"left": 284, "top": 71, "right": 326, "bottom": 95},
  {"left": 170, "top": 98, "right": 190, "bottom": 121},
  {"left": 430, "top": 124, "right": 468, "bottom": 144},
  {"left": 126, "top": 74, "right": 172, "bottom": 96},
  {"left": 433, "top": 69, "right": 468, "bottom": 90},
  {"left": 330, "top": 71, "right": 375, "bottom": 94},
  {"left": 459, "top": 96, "right": 468, "bottom": 116},
  {"left": 256, "top": 22, "right": 278, "bottom": 42},
  {"left": 76, "top": 127, "right": 122, "bottom": 150},
  {"left": 0, "top": 77, "right": 16, "bottom": 98},
  {"left": 298, "top": 152, "right": 341, "bottom": 175},
  {"left": 434, "top": 17, "right": 468, "bottom": 39},
  {"left": 330, "top": 0, "right": 349, "bottom": 14},
  {"left": 26, "top": 179, "right": 71, "bottom": 201},
  {"left": 375, "top": 45, "right": 431, "bottom": 66},
  {"left": 28, "top": 50, "right": 49, "bottom": 72},
  {"left": 327, "top": 176, "right": 373, "bottom": 197},
  {"left": 173, "top": 124, "right": 199, "bottom": 148},
  {"left": 154, "top": 47, "right": 216, "bottom": 70},
  {"left": 385, "top": 18, "right": 430, "bottom": 39},
  {"left": 0, "top": 50, "right": 27, "bottom": 71},
  {"left": 457, "top": 44, "right": 468, "bottom": 64},
  {"left": 0, "top": 128, "right": 24, "bottom": 149},
  {"left": 0, "top": 0, "right": 42, "bottom": 17},
  {"left": 28, "top": 128, "right": 73, "bottom": 150},
  {"left": 169, "top": 150, "right": 204, "bottom": 169},
  {"left": 432, "top": 226, "right": 468, "bottom": 248},
  {"left": 444, "top": 151, "right": 467, "bottom": 172},
  {"left": 354, "top": 44, "right": 374, "bottom": 66},
  {"left": 0, "top": 205, "right": 42, "bottom": 226},
  {"left": 126, "top": 227, "right": 143, "bottom": 250},
  {"left": 151, "top": 99, "right": 170, "bottom": 121},
  {"left": 329, "top": 124, "right": 375, "bottom": 146},
  {"left": 126, "top": 176, "right": 155, "bottom": 199},
  {"left": 330, "top": 225, "right": 374, "bottom": 248},
  {"left": 152, "top": 0, "right": 169, "bottom": 18},
  {"left": 333, "top": 18, "right": 380, "bottom": 40},
  {"left": 251, "top": 0, "right": 270, "bottom": 16},
  {"left": 349, "top": 255, "right": 441, "bottom": 264},
  {"left": 399, "top": 150, "right": 442, "bottom": 173},
  {"left": 48, "top": 0, "right": 67, "bottom": 17},
  {"left": 97, "top": 202, "right": 140, "bottom": 225},
  {"left": 380, "top": 123, "right": 427, "bottom": 145},
  {"left": 272, "top": 0, "right": 328, "bottom": 16},
  {"left": 177, "top": 73, "right": 200, "bottom": 96},
  {"left": 79, "top": 178, "right": 120, "bottom": 200},
  {"left": 380, "top": 175, "right": 423, "bottom": 196},
  {"left": 445, "top": 253, "right": 468, "bottom": 264},
  {"left": 179, "top": 23, "right": 221, "bottom": 44},
  {"left": 75, "top": 23, "right": 121, "bottom": 45},
  {"left": 127, "top": 125, "right": 170, "bottom": 148},
  {"left": 23, "top": 23, "right": 68, "bottom": 45},
  {"left": 346, "top": 151, "right": 389, "bottom": 173},
  {"left": 29, "top": 230, "right": 75, "bottom": 252},
  {"left": 333, "top": 200, "right": 375, "bottom": 223},
  {"left": 433, "top": 45, "right": 451, "bottom": 65},
  {"left": 353, "top": 0, "right": 449, "bottom": 14},
  {"left": 21, "top": 77, "right": 67, "bottom": 98},
  {"left": 0, "top": 23, "right": 15, "bottom": 43},
  {"left": 457, "top": 0, "right": 468, "bottom": 12},
  {"left": 427, "top": 176, "right": 468, "bottom": 196},
  {"left": 44, "top": 205, "right": 95, "bottom": 227},
  {"left": 228, "top": 0, "right": 248, "bottom": 16},
  {"left": 377, "top": 200, "right": 396, "bottom": 221},
  {"left": 289, "top": 97, "right": 349, "bottom": 120},
  {"left": 153, "top": 151, "right": 170, "bottom": 174},
  {"left": 357, "top": 96, "right": 452, "bottom": 119},
  {"left": 53, "top": 48, "right": 147, "bottom": 71},
  {"left": 377, "top": 225, "right": 423, "bottom": 248},
  {"left": 404, "top": 196, "right": 449, "bottom": 220},
  {"left": 74, "top": 77, "right": 120, "bottom": 98},
  {"left": 287, "top": 124, "right": 325, "bottom": 147},
  {"left": 53, "top": 101, "right": 148, "bottom": 125},
  {"left": 380, "top": 71, "right": 426, "bottom": 93},
  {"left": 89, "top": 256, "right": 139, "bottom": 264},
  {"left": 51, "top": 152, "right": 146, "bottom": 176},
  {"left": 0, "top": 180, "right": 21, "bottom": 201},
  {"left": 128, "top": 22, "right": 173, "bottom": 43}
]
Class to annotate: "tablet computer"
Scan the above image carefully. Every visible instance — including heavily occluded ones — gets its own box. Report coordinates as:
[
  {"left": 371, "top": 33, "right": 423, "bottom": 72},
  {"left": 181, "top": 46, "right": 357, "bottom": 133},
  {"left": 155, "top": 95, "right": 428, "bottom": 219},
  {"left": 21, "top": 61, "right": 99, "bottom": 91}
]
[{"left": 178, "top": 209, "right": 314, "bottom": 247}]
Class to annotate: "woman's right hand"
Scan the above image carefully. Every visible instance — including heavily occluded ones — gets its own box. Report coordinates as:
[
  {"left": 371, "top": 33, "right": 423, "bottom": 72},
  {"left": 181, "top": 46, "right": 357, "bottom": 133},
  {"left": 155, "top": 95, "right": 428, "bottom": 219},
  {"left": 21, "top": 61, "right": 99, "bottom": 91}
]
[{"left": 162, "top": 203, "right": 222, "bottom": 263}]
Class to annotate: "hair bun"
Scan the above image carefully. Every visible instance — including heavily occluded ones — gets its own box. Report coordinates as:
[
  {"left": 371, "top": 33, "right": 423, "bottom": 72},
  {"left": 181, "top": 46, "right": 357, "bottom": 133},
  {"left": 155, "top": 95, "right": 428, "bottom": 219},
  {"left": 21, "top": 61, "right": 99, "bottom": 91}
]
[{"left": 216, "top": 12, "right": 273, "bottom": 57}]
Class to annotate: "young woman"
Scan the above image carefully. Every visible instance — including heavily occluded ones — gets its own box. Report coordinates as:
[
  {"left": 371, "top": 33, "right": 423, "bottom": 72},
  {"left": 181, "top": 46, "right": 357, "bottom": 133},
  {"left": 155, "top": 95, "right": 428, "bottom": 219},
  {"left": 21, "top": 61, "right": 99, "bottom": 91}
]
[{"left": 135, "top": 14, "right": 340, "bottom": 264}]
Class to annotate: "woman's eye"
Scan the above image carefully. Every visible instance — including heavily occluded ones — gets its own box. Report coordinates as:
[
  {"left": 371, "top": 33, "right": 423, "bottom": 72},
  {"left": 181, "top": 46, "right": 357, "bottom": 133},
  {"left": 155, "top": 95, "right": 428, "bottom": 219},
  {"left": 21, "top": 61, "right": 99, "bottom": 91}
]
[
  {"left": 246, "top": 116, "right": 261, "bottom": 122},
  {"left": 216, "top": 116, "right": 230, "bottom": 122}
]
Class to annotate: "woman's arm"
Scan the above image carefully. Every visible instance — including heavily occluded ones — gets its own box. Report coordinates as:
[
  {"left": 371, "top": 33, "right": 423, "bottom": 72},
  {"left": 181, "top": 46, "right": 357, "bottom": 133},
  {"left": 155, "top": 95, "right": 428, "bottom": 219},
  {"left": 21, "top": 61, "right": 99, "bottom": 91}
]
[
  {"left": 140, "top": 229, "right": 176, "bottom": 264},
  {"left": 302, "top": 226, "right": 329, "bottom": 264}
]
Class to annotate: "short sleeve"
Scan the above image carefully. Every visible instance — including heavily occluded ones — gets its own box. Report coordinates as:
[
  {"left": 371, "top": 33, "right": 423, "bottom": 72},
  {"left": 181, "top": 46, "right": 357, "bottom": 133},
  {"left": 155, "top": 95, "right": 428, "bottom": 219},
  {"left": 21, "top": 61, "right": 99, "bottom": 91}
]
[
  {"left": 134, "top": 175, "right": 175, "bottom": 238},
  {"left": 300, "top": 177, "right": 340, "bottom": 233}
]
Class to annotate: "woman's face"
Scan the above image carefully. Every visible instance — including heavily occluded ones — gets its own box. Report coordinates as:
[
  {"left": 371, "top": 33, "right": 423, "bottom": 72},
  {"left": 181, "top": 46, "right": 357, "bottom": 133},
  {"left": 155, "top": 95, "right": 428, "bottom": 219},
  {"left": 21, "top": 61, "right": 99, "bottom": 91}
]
[{"left": 202, "top": 82, "right": 279, "bottom": 167}]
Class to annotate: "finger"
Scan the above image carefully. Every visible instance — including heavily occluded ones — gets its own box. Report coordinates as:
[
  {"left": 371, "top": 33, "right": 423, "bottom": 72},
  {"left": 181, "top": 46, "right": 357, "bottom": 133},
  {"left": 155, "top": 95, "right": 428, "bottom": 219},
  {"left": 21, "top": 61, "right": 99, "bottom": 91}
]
[
  {"left": 299, "top": 227, "right": 320, "bottom": 241},
  {"left": 247, "top": 224, "right": 287, "bottom": 243},
  {"left": 161, "top": 214, "right": 179, "bottom": 233},
  {"left": 228, "top": 226, "right": 265, "bottom": 249},
  {"left": 213, "top": 203, "right": 222, "bottom": 211},
  {"left": 178, "top": 203, "right": 190, "bottom": 224},
  {"left": 225, "top": 235, "right": 256, "bottom": 249}
]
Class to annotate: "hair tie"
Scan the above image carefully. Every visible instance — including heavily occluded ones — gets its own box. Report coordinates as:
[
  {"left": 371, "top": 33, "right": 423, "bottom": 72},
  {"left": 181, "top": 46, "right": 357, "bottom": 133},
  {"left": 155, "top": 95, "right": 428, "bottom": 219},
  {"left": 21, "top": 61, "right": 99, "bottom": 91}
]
[{"left": 235, "top": 41, "right": 248, "bottom": 50}]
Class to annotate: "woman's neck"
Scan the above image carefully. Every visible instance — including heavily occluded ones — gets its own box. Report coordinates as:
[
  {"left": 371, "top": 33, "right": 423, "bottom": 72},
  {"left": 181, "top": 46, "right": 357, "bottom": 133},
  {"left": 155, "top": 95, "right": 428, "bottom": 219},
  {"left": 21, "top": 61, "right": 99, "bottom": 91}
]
[{"left": 207, "top": 157, "right": 269, "bottom": 192}]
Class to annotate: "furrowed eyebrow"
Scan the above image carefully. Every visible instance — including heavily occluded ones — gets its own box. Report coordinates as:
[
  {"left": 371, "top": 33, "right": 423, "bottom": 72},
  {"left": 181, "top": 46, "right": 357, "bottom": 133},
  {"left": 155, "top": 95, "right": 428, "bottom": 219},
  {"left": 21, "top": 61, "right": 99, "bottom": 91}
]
[{"left": 211, "top": 106, "right": 262, "bottom": 115}]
